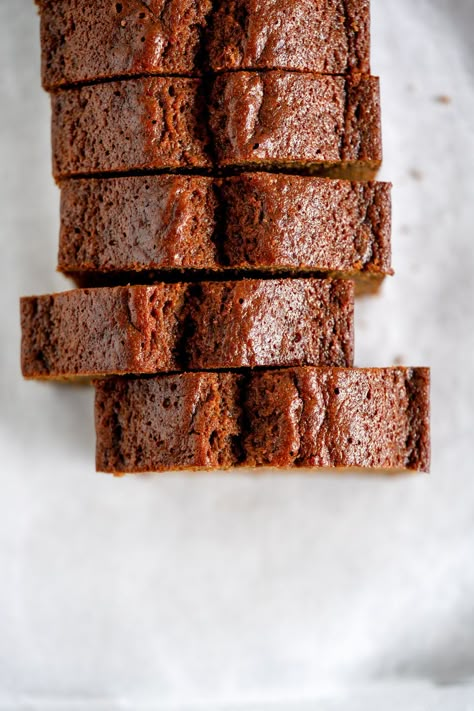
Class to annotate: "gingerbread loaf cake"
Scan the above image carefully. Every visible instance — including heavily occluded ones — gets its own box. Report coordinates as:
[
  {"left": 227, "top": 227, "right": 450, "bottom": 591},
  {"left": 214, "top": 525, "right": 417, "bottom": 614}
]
[
  {"left": 51, "top": 72, "right": 381, "bottom": 180},
  {"left": 36, "top": 0, "right": 370, "bottom": 91},
  {"left": 21, "top": 279, "right": 354, "bottom": 379},
  {"left": 94, "top": 367, "right": 430, "bottom": 474},
  {"left": 22, "top": 0, "right": 431, "bottom": 477},
  {"left": 58, "top": 173, "right": 392, "bottom": 292}
]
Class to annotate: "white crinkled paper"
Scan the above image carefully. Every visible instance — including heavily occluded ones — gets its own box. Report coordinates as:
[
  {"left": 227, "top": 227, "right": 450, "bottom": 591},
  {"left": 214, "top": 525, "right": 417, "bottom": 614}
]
[{"left": 0, "top": 0, "right": 473, "bottom": 708}]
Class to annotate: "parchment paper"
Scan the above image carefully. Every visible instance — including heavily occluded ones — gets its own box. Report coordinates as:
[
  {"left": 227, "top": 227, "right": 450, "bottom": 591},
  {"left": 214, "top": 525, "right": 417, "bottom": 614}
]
[{"left": 1, "top": 0, "right": 473, "bottom": 708}]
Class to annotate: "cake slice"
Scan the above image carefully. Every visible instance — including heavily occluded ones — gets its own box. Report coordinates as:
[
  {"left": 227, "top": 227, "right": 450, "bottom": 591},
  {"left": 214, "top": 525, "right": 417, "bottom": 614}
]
[
  {"left": 51, "top": 72, "right": 381, "bottom": 180},
  {"left": 21, "top": 279, "right": 354, "bottom": 379},
  {"left": 51, "top": 77, "right": 211, "bottom": 179},
  {"left": 36, "top": 0, "right": 369, "bottom": 91},
  {"left": 208, "top": 0, "right": 370, "bottom": 74},
  {"left": 94, "top": 367, "right": 430, "bottom": 474},
  {"left": 58, "top": 173, "right": 392, "bottom": 293},
  {"left": 210, "top": 72, "right": 382, "bottom": 180}
]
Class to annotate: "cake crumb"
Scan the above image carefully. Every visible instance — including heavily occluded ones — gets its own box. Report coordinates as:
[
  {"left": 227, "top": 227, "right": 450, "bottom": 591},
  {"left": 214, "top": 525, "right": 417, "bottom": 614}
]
[
  {"left": 435, "top": 95, "right": 451, "bottom": 104},
  {"left": 409, "top": 169, "right": 423, "bottom": 182}
]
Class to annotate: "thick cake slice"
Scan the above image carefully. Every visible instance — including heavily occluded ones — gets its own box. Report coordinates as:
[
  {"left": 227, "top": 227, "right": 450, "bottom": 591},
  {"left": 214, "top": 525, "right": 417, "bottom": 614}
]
[
  {"left": 21, "top": 279, "right": 354, "bottom": 379},
  {"left": 58, "top": 173, "right": 392, "bottom": 293},
  {"left": 51, "top": 72, "right": 381, "bottom": 180},
  {"left": 36, "top": 0, "right": 369, "bottom": 91},
  {"left": 94, "top": 367, "right": 430, "bottom": 474},
  {"left": 210, "top": 72, "right": 382, "bottom": 180},
  {"left": 208, "top": 0, "right": 370, "bottom": 74},
  {"left": 51, "top": 77, "right": 211, "bottom": 179}
]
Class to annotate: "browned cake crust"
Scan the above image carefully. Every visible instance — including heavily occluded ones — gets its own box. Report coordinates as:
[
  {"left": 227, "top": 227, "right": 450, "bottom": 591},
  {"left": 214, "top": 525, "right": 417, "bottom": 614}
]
[
  {"left": 51, "top": 72, "right": 381, "bottom": 180},
  {"left": 210, "top": 72, "right": 382, "bottom": 180},
  {"left": 51, "top": 77, "right": 212, "bottom": 179},
  {"left": 36, "top": 0, "right": 369, "bottom": 91},
  {"left": 94, "top": 367, "right": 431, "bottom": 473},
  {"left": 208, "top": 0, "right": 370, "bottom": 74},
  {"left": 58, "top": 173, "right": 392, "bottom": 291},
  {"left": 36, "top": 0, "right": 214, "bottom": 91},
  {"left": 21, "top": 279, "right": 354, "bottom": 378}
]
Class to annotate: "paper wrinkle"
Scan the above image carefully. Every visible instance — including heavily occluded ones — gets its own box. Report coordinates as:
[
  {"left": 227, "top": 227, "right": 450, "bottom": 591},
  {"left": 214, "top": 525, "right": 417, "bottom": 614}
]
[{"left": 0, "top": 0, "right": 474, "bottom": 707}]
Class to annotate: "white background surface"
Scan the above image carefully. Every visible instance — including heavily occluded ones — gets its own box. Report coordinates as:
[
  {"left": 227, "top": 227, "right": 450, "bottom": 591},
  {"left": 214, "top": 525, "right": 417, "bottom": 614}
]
[{"left": 1, "top": 0, "right": 474, "bottom": 709}]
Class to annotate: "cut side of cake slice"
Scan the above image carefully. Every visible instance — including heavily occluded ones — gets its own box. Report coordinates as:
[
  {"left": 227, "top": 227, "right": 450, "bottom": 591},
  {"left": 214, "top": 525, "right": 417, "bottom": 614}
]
[
  {"left": 21, "top": 279, "right": 354, "bottom": 379},
  {"left": 94, "top": 367, "right": 430, "bottom": 474},
  {"left": 36, "top": 0, "right": 214, "bottom": 90}
]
